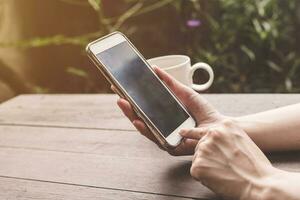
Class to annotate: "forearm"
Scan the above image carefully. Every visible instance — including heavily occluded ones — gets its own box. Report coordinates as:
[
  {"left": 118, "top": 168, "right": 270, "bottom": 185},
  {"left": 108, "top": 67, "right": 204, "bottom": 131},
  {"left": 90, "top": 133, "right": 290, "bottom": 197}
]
[
  {"left": 252, "top": 169, "right": 300, "bottom": 200},
  {"left": 234, "top": 103, "right": 300, "bottom": 152}
]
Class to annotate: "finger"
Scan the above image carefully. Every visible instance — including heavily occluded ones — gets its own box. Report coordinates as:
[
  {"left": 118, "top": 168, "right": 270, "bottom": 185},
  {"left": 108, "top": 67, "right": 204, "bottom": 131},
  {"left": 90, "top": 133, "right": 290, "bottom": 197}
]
[
  {"left": 117, "top": 98, "right": 164, "bottom": 149},
  {"left": 169, "top": 138, "right": 198, "bottom": 156},
  {"left": 153, "top": 66, "right": 206, "bottom": 119},
  {"left": 195, "top": 131, "right": 211, "bottom": 153},
  {"left": 133, "top": 119, "right": 164, "bottom": 149},
  {"left": 179, "top": 127, "right": 209, "bottom": 140},
  {"left": 132, "top": 119, "right": 156, "bottom": 142},
  {"left": 117, "top": 98, "right": 138, "bottom": 122},
  {"left": 132, "top": 119, "right": 151, "bottom": 137},
  {"left": 153, "top": 66, "right": 194, "bottom": 100},
  {"left": 110, "top": 85, "right": 117, "bottom": 93},
  {"left": 154, "top": 66, "right": 188, "bottom": 93},
  {"left": 192, "top": 147, "right": 200, "bottom": 163}
]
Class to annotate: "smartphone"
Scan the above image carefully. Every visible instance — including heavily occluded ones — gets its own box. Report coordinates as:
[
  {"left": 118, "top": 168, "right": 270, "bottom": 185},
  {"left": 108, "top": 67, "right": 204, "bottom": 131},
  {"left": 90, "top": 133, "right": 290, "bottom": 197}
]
[{"left": 86, "top": 32, "right": 196, "bottom": 148}]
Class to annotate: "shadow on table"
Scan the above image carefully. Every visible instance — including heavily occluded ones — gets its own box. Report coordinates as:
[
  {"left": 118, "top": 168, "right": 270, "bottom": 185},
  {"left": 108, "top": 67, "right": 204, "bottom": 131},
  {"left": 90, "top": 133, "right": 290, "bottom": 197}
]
[
  {"left": 160, "top": 160, "right": 219, "bottom": 199},
  {"left": 268, "top": 151, "right": 300, "bottom": 172}
]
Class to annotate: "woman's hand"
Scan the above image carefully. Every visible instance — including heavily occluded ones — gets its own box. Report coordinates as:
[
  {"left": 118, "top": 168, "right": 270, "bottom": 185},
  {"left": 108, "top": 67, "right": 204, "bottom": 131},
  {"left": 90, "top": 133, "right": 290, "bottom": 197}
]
[
  {"left": 113, "top": 66, "right": 226, "bottom": 156},
  {"left": 182, "top": 119, "right": 276, "bottom": 199}
]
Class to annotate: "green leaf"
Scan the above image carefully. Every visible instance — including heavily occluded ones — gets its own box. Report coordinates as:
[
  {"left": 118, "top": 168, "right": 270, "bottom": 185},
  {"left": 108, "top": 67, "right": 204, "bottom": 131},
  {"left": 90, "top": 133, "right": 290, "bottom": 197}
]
[
  {"left": 286, "top": 52, "right": 296, "bottom": 62},
  {"left": 252, "top": 19, "right": 262, "bottom": 33},
  {"left": 262, "top": 21, "right": 271, "bottom": 32},
  {"left": 88, "top": 0, "right": 101, "bottom": 11},
  {"left": 266, "top": 61, "right": 282, "bottom": 72},
  {"left": 241, "top": 45, "right": 255, "bottom": 61},
  {"left": 256, "top": 0, "right": 272, "bottom": 17},
  {"left": 206, "top": 14, "right": 220, "bottom": 31},
  {"left": 66, "top": 67, "right": 88, "bottom": 78},
  {"left": 288, "top": 58, "right": 300, "bottom": 77},
  {"left": 33, "top": 86, "right": 49, "bottom": 94},
  {"left": 285, "top": 78, "right": 293, "bottom": 91}
]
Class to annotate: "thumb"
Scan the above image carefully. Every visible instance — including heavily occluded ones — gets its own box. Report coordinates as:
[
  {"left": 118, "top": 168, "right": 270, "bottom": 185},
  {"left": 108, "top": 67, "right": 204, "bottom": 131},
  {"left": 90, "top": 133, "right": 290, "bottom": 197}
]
[
  {"left": 153, "top": 66, "right": 199, "bottom": 112},
  {"left": 179, "top": 127, "right": 209, "bottom": 140},
  {"left": 153, "top": 66, "right": 196, "bottom": 105}
]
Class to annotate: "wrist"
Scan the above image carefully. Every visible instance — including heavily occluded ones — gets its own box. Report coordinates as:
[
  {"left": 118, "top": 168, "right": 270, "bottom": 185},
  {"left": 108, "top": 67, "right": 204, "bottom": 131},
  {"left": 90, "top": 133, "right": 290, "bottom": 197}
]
[
  {"left": 231, "top": 116, "right": 269, "bottom": 151},
  {"left": 246, "top": 168, "right": 291, "bottom": 200},
  {"left": 239, "top": 167, "right": 283, "bottom": 200},
  {"left": 230, "top": 116, "right": 258, "bottom": 131}
]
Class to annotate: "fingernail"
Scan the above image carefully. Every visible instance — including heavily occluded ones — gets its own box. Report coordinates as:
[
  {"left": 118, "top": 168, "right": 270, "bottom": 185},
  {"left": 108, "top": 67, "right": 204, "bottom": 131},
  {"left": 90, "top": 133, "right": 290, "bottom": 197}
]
[
  {"left": 117, "top": 98, "right": 122, "bottom": 104},
  {"left": 152, "top": 65, "right": 159, "bottom": 72},
  {"left": 133, "top": 120, "right": 139, "bottom": 126}
]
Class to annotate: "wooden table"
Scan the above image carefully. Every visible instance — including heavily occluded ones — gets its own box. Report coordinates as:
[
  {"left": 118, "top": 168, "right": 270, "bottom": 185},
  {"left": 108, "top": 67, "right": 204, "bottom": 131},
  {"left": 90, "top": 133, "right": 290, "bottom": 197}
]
[{"left": 0, "top": 94, "right": 300, "bottom": 199}]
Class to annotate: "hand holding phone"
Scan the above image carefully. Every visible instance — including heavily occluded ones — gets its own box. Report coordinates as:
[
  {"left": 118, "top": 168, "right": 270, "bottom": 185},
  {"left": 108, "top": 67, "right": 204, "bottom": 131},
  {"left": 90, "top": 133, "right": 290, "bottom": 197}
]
[
  {"left": 116, "top": 65, "right": 227, "bottom": 155},
  {"left": 115, "top": 66, "right": 201, "bottom": 155},
  {"left": 86, "top": 32, "right": 196, "bottom": 148}
]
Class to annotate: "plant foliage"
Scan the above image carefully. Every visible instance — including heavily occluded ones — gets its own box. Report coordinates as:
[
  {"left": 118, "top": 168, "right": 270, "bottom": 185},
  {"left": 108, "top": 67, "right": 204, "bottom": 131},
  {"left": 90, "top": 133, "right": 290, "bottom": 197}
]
[{"left": 0, "top": 0, "right": 299, "bottom": 93}]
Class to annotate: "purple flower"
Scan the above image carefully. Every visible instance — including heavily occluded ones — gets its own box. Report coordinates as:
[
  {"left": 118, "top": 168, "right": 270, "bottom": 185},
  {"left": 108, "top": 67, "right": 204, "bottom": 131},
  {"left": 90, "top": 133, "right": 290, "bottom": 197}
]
[{"left": 186, "top": 19, "right": 201, "bottom": 28}]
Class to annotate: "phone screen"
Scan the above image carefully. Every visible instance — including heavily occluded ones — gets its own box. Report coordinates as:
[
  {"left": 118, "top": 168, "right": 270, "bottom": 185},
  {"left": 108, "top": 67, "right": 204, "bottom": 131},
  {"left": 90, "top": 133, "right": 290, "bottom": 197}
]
[{"left": 96, "top": 41, "right": 189, "bottom": 137}]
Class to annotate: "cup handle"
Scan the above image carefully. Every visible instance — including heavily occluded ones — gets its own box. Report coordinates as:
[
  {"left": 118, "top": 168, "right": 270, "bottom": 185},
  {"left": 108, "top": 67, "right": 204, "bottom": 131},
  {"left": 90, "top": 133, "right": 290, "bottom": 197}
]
[{"left": 189, "top": 62, "right": 214, "bottom": 91}]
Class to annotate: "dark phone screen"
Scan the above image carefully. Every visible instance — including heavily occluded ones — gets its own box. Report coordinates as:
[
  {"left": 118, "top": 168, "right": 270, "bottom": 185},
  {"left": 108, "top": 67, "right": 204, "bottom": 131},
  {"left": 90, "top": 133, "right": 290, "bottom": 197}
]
[{"left": 96, "top": 41, "right": 189, "bottom": 137}]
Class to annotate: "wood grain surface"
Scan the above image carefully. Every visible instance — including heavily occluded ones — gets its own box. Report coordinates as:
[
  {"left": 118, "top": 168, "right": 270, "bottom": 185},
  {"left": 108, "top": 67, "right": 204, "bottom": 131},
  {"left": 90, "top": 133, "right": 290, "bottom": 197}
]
[
  {"left": 0, "top": 94, "right": 299, "bottom": 199},
  {"left": 0, "top": 94, "right": 299, "bottom": 130},
  {"left": 0, "top": 176, "right": 192, "bottom": 200},
  {"left": 0, "top": 125, "right": 214, "bottom": 199}
]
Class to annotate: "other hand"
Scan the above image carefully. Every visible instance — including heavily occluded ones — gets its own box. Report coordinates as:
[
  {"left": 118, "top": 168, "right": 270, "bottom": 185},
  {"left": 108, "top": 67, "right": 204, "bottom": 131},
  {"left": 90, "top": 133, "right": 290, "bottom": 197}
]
[{"left": 184, "top": 120, "right": 275, "bottom": 199}]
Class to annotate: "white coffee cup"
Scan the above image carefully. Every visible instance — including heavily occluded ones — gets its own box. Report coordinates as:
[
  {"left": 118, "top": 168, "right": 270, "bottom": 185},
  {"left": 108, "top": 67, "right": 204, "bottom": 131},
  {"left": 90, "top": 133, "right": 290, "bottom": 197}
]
[{"left": 147, "top": 55, "right": 214, "bottom": 91}]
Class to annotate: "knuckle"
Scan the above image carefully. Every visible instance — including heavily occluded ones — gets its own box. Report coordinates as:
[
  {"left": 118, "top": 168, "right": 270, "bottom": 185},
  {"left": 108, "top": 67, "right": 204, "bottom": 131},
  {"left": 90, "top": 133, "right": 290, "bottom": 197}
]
[
  {"left": 188, "top": 92, "right": 199, "bottom": 102},
  {"left": 186, "top": 129, "right": 193, "bottom": 135},
  {"left": 190, "top": 159, "right": 206, "bottom": 180},
  {"left": 199, "top": 142, "right": 211, "bottom": 155},
  {"left": 222, "top": 119, "right": 234, "bottom": 127},
  {"left": 232, "top": 130, "right": 245, "bottom": 139},
  {"left": 186, "top": 92, "right": 201, "bottom": 107},
  {"left": 190, "top": 165, "right": 198, "bottom": 178},
  {"left": 166, "top": 78, "right": 175, "bottom": 88},
  {"left": 190, "top": 164, "right": 203, "bottom": 180},
  {"left": 201, "top": 147, "right": 211, "bottom": 155},
  {"left": 232, "top": 148, "right": 241, "bottom": 157},
  {"left": 209, "top": 130, "right": 223, "bottom": 141}
]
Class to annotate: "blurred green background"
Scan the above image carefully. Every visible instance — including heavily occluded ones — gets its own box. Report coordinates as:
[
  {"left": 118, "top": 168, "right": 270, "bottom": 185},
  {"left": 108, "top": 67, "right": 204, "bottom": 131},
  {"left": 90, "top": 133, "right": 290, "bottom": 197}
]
[{"left": 0, "top": 0, "right": 299, "bottom": 102}]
